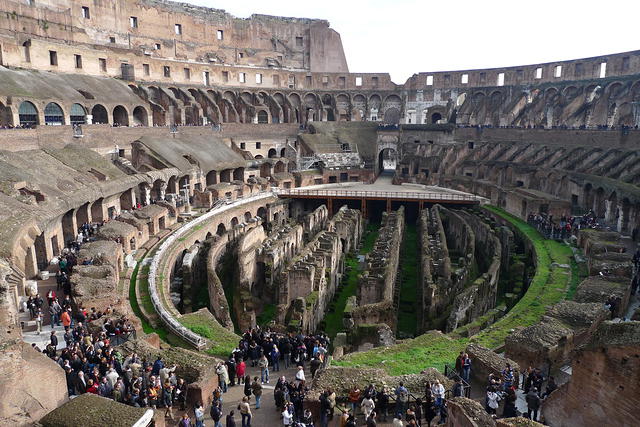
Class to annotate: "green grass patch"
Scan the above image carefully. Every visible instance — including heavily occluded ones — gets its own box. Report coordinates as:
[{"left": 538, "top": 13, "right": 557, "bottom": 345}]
[
  {"left": 322, "top": 224, "right": 379, "bottom": 339},
  {"left": 180, "top": 310, "right": 241, "bottom": 358},
  {"left": 256, "top": 303, "right": 277, "bottom": 326},
  {"left": 396, "top": 223, "right": 419, "bottom": 337},
  {"left": 334, "top": 331, "right": 466, "bottom": 375},
  {"left": 129, "top": 259, "right": 168, "bottom": 341}
]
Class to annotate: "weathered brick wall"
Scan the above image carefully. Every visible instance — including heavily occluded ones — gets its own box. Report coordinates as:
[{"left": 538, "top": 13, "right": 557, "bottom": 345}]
[{"left": 542, "top": 321, "right": 640, "bottom": 427}]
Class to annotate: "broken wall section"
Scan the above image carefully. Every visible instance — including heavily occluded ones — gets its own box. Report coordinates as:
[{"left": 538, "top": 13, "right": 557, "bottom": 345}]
[
  {"left": 418, "top": 206, "right": 457, "bottom": 332},
  {"left": 352, "top": 206, "right": 404, "bottom": 331},
  {"left": 278, "top": 206, "right": 363, "bottom": 334},
  {"left": 446, "top": 210, "right": 502, "bottom": 331}
]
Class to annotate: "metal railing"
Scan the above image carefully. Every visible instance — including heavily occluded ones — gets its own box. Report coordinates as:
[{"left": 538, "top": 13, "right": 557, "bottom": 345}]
[
  {"left": 444, "top": 364, "right": 472, "bottom": 398},
  {"left": 110, "top": 329, "right": 137, "bottom": 347},
  {"left": 147, "top": 191, "right": 276, "bottom": 350},
  {"left": 274, "top": 187, "right": 480, "bottom": 202}
]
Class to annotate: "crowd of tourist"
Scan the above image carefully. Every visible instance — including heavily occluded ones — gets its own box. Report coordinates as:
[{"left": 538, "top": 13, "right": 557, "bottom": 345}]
[{"left": 527, "top": 210, "right": 601, "bottom": 240}]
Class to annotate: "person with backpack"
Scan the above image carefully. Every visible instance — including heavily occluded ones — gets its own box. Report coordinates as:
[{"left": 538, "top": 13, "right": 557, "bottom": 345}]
[
  {"left": 251, "top": 376, "right": 263, "bottom": 409},
  {"left": 210, "top": 400, "right": 223, "bottom": 427},
  {"left": 395, "top": 382, "right": 409, "bottom": 420},
  {"left": 226, "top": 410, "right": 237, "bottom": 427}
]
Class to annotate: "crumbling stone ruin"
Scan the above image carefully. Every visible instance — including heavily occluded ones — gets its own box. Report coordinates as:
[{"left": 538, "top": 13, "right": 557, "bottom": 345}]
[
  {"left": 278, "top": 206, "right": 362, "bottom": 333},
  {"left": 351, "top": 207, "right": 405, "bottom": 331}
]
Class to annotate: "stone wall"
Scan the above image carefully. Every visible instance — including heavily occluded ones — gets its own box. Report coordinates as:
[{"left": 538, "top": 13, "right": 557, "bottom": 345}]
[
  {"left": 465, "top": 343, "right": 520, "bottom": 388},
  {"left": 418, "top": 206, "right": 453, "bottom": 332},
  {"left": 278, "top": 206, "right": 362, "bottom": 334},
  {"left": 0, "top": 259, "right": 67, "bottom": 425},
  {"left": 358, "top": 207, "right": 404, "bottom": 305},
  {"left": 542, "top": 321, "right": 640, "bottom": 427},
  {"left": 353, "top": 207, "right": 404, "bottom": 331},
  {"left": 446, "top": 210, "right": 502, "bottom": 331},
  {"left": 505, "top": 301, "right": 609, "bottom": 373}
]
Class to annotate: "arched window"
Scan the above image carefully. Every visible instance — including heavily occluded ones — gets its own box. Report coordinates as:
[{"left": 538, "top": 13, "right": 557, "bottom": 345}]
[
  {"left": 132, "top": 106, "right": 148, "bottom": 126},
  {"left": 113, "top": 105, "right": 129, "bottom": 126},
  {"left": 44, "top": 102, "right": 64, "bottom": 125},
  {"left": 257, "top": 110, "right": 269, "bottom": 124},
  {"left": 22, "top": 40, "right": 31, "bottom": 63},
  {"left": 70, "top": 103, "right": 86, "bottom": 125},
  {"left": 91, "top": 104, "right": 108, "bottom": 124},
  {"left": 18, "top": 101, "right": 38, "bottom": 127}
]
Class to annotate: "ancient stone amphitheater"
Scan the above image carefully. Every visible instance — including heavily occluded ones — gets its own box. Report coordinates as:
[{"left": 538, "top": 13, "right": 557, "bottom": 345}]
[{"left": 0, "top": 1, "right": 638, "bottom": 426}]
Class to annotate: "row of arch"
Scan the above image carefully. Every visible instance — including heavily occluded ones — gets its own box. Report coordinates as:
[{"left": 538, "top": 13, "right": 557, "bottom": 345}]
[
  {"left": 131, "top": 84, "right": 406, "bottom": 126},
  {"left": 455, "top": 79, "right": 640, "bottom": 128},
  {"left": 1, "top": 100, "right": 149, "bottom": 127},
  {"left": 459, "top": 161, "right": 640, "bottom": 235}
]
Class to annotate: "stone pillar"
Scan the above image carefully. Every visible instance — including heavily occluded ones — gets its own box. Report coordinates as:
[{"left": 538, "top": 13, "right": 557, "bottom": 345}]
[
  {"left": 605, "top": 200, "right": 616, "bottom": 225},
  {"left": 159, "top": 182, "right": 167, "bottom": 200},
  {"left": 141, "top": 185, "right": 151, "bottom": 206}
]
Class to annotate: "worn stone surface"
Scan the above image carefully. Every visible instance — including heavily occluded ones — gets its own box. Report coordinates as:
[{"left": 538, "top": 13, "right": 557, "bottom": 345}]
[
  {"left": 465, "top": 343, "right": 520, "bottom": 386},
  {"left": 542, "top": 321, "right": 640, "bottom": 427},
  {"left": 445, "top": 397, "right": 496, "bottom": 427}
]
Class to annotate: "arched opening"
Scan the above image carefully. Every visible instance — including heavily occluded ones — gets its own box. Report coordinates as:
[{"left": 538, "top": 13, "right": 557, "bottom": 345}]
[
  {"left": 119, "top": 189, "right": 134, "bottom": 211},
  {"left": 257, "top": 110, "right": 269, "bottom": 124},
  {"left": 274, "top": 161, "right": 285, "bottom": 174},
  {"left": 91, "top": 198, "right": 104, "bottom": 222},
  {"left": 0, "top": 101, "right": 13, "bottom": 127},
  {"left": 91, "top": 104, "right": 109, "bottom": 124},
  {"left": 152, "top": 179, "right": 166, "bottom": 201},
  {"left": 244, "top": 211, "right": 252, "bottom": 222},
  {"left": 167, "top": 176, "right": 178, "bottom": 194},
  {"left": 268, "top": 148, "right": 277, "bottom": 158},
  {"left": 179, "top": 175, "right": 190, "bottom": 194},
  {"left": 132, "top": 106, "right": 148, "bottom": 126},
  {"left": 431, "top": 112, "right": 443, "bottom": 124},
  {"left": 44, "top": 102, "right": 64, "bottom": 125},
  {"left": 61, "top": 210, "right": 75, "bottom": 247},
  {"left": 216, "top": 223, "right": 226, "bottom": 236},
  {"left": 260, "top": 163, "right": 272, "bottom": 178},
  {"left": 378, "top": 148, "right": 397, "bottom": 172},
  {"left": 22, "top": 40, "right": 31, "bottom": 62},
  {"left": 621, "top": 198, "right": 631, "bottom": 233},
  {"left": 383, "top": 107, "right": 400, "bottom": 124},
  {"left": 69, "top": 103, "right": 86, "bottom": 125},
  {"left": 594, "top": 187, "right": 606, "bottom": 218},
  {"left": 233, "top": 168, "right": 244, "bottom": 181},
  {"left": 113, "top": 105, "right": 129, "bottom": 126},
  {"left": 606, "top": 191, "right": 618, "bottom": 224},
  {"left": 257, "top": 207, "right": 267, "bottom": 221},
  {"left": 18, "top": 101, "right": 38, "bottom": 127},
  {"left": 255, "top": 155, "right": 264, "bottom": 160},
  {"left": 583, "top": 183, "right": 593, "bottom": 211},
  {"left": 231, "top": 217, "right": 239, "bottom": 228},
  {"left": 280, "top": 148, "right": 286, "bottom": 157},
  {"left": 220, "top": 169, "right": 231, "bottom": 183},
  {"left": 206, "top": 170, "right": 218, "bottom": 186}
]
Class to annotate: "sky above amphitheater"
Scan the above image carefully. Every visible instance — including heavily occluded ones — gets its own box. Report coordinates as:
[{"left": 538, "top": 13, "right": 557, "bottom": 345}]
[{"left": 189, "top": 0, "right": 639, "bottom": 84}]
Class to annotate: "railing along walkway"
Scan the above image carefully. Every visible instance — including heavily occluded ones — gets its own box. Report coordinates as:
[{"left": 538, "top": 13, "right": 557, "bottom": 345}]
[{"left": 274, "top": 187, "right": 480, "bottom": 202}]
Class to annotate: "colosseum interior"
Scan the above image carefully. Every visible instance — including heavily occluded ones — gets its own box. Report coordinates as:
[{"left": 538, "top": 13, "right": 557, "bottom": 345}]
[{"left": 0, "top": 1, "right": 639, "bottom": 426}]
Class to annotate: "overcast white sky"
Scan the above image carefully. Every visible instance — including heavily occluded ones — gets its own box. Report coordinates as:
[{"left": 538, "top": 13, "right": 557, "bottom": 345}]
[{"left": 185, "top": 0, "right": 640, "bottom": 84}]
